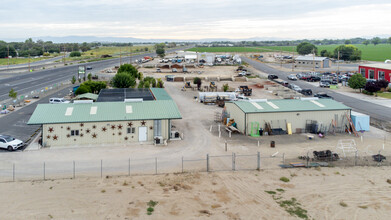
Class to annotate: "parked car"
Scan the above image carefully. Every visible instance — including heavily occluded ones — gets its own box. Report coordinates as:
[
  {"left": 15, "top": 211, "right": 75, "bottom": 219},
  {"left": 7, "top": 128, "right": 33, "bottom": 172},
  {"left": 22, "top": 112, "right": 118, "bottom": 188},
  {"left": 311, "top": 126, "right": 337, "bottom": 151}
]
[
  {"left": 319, "top": 80, "right": 331, "bottom": 88},
  {"left": 86, "top": 66, "right": 92, "bottom": 70},
  {"left": 268, "top": 74, "right": 278, "bottom": 80},
  {"left": 287, "top": 74, "right": 297, "bottom": 80},
  {"left": 281, "top": 81, "right": 289, "bottom": 87},
  {"left": 307, "top": 76, "right": 321, "bottom": 82},
  {"left": 0, "top": 135, "right": 24, "bottom": 151},
  {"left": 172, "top": 68, "right": 178, "bottom": 73},
  {"left": 300, "top": 89, "right": 313, "bottom": 96},
  {"left": 156, "top": 68, "right": 162, "bottom": 73},
  {"left": 314, "top": 93, "right": 333, "bottom": 99},
  {"left": 291, "top": 84, "right": 302, "bottom": 92},
  {"left": 49, "top": 98, "right": 70, "bottom": 104}
]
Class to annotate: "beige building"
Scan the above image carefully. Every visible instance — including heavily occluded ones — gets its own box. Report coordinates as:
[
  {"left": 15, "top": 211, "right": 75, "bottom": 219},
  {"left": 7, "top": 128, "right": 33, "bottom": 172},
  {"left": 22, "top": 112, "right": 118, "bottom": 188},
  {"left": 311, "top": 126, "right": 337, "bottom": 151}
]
[
  {"left": 295, "top": 55, "right": 331, "bottom": 68},
  {"left": 28, "top": 88, "right": 182, "bottom": 147},
  {"left": 224, "top": 98, "right": 350, "bottom": 136}
]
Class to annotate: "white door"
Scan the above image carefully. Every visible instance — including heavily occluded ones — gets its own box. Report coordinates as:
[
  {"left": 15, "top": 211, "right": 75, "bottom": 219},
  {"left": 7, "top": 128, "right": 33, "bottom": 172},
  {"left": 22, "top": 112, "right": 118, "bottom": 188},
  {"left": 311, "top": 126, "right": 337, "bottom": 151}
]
[{"left": 138, "top": 127, "right": 147, "bottom": 142}]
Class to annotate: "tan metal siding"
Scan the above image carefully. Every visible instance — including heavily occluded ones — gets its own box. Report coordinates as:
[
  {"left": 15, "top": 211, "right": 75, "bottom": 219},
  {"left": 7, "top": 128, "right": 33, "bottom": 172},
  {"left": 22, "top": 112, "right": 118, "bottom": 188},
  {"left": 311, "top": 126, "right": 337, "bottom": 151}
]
[
  {"left": 246, "top": 110, "right": 350, "bottom": 134},
  {"left": 42, "top": 119, "right": 169, "bottom": 147},
  {"left": 225, "top": 103, "right": 246, "bottom": 133}
]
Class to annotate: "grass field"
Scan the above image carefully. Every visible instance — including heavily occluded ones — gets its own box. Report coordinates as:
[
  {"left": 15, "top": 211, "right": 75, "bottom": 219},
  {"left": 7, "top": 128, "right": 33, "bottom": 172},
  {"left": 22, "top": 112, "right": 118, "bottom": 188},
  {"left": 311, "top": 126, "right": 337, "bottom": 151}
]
[
  {"left": 83, "top": 45, "right": 154, "bottom": 57},
  {"left": 187, "top": 44, "right": 391, "bottom": 62},
  {"left": 0, "top": 57, "right": 51, "bottom": 66}
]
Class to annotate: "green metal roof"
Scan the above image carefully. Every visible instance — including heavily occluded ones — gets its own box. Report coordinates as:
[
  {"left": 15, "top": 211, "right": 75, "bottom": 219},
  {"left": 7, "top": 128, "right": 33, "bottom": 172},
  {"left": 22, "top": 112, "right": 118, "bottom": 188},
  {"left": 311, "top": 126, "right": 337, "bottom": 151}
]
[
  {"left": 28, "top": 100, "right": 182, "bottom": 125},
  {"left": 150, "top": 88, "right": 173, "bottom": 100},
  {"left": 231, "top": 99, "right": 351, "bottom": 114},
  {"left": 76, "top": 93, "right": 99, "bottom": 101}
]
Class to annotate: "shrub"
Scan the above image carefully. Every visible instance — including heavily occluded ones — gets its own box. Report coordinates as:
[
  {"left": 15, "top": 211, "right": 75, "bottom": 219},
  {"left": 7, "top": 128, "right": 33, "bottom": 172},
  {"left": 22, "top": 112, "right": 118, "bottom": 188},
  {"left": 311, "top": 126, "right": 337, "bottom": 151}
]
[
  {"left": 147, "top": 207, "right": 154, "bottom": 212},
  {"left": 339, "top": 201, "right": 348, "bottom": 207},
  {"left": 75, "top": 85, "right": 91, "bottom": 95},
  {"left": 193, "top": 77, "right": 202, "bottom": 90},
  {"left": 364, "top": 81, "right": 380, "bottom": 93},
  {"left": 118, "top": 64, "right": 139, "bottom": 78},
  {"left": 279, "top": 177, "right": 290, "bottom": 182},
  {"left": 222, "top": 83, "right": 229, "bottom": 92},
  {"left": 70, "top": 51, "right": 81, "bottom": 57},
  {"left": 376, "top": 79, "right": 389, "bottom": 89},
  {"left": 112, "top": 73, "right": 136, "bottom": 88},
  {"left": 71, "top": 76, "right": 76, "bottom": 84}
]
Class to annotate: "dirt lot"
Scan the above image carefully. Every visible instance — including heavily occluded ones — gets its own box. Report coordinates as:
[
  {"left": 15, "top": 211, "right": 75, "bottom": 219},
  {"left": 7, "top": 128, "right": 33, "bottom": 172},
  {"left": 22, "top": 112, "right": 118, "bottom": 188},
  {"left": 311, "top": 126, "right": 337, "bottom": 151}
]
[{"left": 1, "top": 167, "right": 391, "bottom": 220}]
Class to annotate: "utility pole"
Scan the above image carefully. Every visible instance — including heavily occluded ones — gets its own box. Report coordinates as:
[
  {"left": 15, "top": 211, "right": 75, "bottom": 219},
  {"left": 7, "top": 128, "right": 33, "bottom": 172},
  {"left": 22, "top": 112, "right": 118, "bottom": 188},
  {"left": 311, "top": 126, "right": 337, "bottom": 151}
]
[
  {"left": 7, "top": 45, "right": 9, "bottom": 69},
  {"left": 280, "top": 47, "right": 283, "bottom": 68},
  {"left": 63, "top": 44, "right": 66, "bottom": 66},
  {"left": 291, "top": 46, "right": 295, "bottom": 72},
  {"left": 129, "top": 46, "right": 132, "bottom": 64},
  {"left": 28, "top": 54, "right": 31, "bottom": 72},
  {"left": 120, "top": 47, "right": 122, "bottom": 66},
  {"left": 312, "top": 49, "right": 315, "bottom": 71},
  {"left": 337, "top": 50, "right": 340, "bottom": 74}
]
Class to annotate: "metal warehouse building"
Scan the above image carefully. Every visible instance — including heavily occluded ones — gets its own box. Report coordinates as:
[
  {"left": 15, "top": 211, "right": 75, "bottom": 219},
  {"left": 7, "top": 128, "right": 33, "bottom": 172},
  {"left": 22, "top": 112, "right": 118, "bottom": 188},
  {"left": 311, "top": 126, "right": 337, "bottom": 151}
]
[
  {"left": 225, "top": 98, "right": 351, "bottom": 136},
  {"left": 28, "top": 88, "right": 182, "bottom": 147},
  {"left": 359, "top": 63, "right": 391, "bottom": 81},
  {"left": 295, "top": 55, "right": 331, "bottom": 68}
]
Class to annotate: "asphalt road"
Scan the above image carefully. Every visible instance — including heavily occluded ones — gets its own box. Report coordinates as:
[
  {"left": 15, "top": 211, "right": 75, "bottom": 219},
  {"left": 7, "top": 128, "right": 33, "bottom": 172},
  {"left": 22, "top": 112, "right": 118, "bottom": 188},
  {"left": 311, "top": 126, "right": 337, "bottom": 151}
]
[
  {"left": 242, "top": 57, "right": 391, "bottom": 122},
  {"left": 0, "top": 47, "right": 187, "bottom": 102}
]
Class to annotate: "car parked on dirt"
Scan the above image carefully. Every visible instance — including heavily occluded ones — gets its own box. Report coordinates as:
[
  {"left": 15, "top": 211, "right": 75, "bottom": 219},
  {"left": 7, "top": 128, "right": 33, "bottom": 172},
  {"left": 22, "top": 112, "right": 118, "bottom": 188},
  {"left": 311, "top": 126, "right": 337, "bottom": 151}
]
[
  {"left": 0, "top": 135, "right": 24, "bottom": 151},
  {"left": 268, "top": 74, "right": 278, "bottom": 80},
  {"left": 49, "top": 98, "right": 70, "bottom": 104},
  {"left": 287, "top": 74, "right": 297, "bottom": 80}
]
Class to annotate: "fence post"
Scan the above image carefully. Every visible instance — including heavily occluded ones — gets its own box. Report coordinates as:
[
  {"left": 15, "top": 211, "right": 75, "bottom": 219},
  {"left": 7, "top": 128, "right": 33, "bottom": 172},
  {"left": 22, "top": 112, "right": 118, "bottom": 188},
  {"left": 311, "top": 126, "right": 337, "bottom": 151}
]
[
  {"left": 43, "top": 162, "right": 46, "bottom": 180},
  {"left": 257, "top": 152, "right": 260, "bottom": 170},
  {"left": 282, "top": 153, "right": 285, "bottom": 164},
  {"left": 206, "top": 154, "right": 209, "bottom": 172},
  {"left": 73, "top": 161, "right": 75, "bottom": 179},
  {"left": 232, "top": 153, "right": 236, "bottom": 171},
  {"left": 128, "top": 158, "right": 131, "bottom": 176},
  {"left": 100, "top": 159, "right": 103, "bottom": 178},
  {"left": 13, "top": 164, "right": 15, "bottom": 182},
  {"left": 306, "top": 151, "right": 309, "bottom": 168},
  {"left": 181, "top": 156, "right": 184, "bottom": 173},
  {"left": 225, "top": 140, "right": 227, "bottom": 151},
  {"left": 155, "top": 157, "right": 157, "bottom": 175}
]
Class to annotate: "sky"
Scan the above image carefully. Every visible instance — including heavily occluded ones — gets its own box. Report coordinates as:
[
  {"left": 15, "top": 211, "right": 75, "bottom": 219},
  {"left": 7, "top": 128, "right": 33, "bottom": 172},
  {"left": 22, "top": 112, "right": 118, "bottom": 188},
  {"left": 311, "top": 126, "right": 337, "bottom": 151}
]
[{"left": 1, "top": 0, "right": 391, "bottom": 40}]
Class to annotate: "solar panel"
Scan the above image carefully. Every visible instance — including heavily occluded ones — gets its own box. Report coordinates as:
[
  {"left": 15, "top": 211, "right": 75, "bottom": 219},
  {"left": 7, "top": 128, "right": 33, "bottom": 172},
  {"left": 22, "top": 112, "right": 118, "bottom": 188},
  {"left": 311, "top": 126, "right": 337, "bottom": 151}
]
[{"left": 96, "top": 88, "right": 155, "bottom": 102}]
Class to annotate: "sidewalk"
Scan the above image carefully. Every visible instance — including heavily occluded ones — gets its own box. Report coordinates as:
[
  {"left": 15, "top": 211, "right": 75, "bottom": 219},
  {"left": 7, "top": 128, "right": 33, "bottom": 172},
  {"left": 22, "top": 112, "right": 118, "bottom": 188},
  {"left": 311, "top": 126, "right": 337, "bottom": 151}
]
[{"left": 334, "top": 89, "right": 391, "bottom": 108}]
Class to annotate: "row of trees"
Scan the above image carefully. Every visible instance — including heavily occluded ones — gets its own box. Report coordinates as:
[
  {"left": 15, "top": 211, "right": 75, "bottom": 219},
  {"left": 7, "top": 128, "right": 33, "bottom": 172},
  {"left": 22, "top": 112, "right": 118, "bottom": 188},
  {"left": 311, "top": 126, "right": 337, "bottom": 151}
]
[
  {"left": 112, "top": 64, "right": 164, "bottom": 89},
  {"left": 296, "top": 42, "right": 362, "bottom": 61}
]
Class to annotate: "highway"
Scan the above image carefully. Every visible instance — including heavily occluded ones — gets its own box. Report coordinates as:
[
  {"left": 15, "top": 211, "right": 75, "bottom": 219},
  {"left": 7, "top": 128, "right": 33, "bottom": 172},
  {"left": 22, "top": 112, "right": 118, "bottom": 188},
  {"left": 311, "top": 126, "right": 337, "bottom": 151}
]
[
  {"left": 0, "top": 48, "right": 186, "bottom": 102},
  {"left": 242, "top": 57, "right": 391, "bottom": 122}
]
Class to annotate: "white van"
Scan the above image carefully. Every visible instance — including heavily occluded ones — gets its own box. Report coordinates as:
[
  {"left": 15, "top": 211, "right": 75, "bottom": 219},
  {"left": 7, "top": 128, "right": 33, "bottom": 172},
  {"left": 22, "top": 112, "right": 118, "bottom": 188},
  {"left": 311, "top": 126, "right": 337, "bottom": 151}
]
[{"left": 49, "top": 98, "right": 70, "bottom": 104}]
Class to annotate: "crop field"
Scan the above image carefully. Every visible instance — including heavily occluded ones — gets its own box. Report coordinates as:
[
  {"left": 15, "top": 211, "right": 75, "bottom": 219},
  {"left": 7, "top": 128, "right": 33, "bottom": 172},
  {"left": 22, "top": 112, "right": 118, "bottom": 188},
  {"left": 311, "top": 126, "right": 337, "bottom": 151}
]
[
  {"left": 0, "top": 57, "right": 50, "bottom": 66},
  {"left": 187, "top": 44, "right": 391, "bottom": 61}
]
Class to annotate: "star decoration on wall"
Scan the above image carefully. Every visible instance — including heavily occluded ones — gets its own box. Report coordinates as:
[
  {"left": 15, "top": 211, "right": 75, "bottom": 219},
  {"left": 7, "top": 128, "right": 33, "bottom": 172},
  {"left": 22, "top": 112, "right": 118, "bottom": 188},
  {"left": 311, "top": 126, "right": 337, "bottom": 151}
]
[
  {"left": 53, "top": 135, "right": 58, "bottom": 140},
  {"left": 102, "top": 127, "right": 107, "bottom": 132},
  {"left": 67, "top": 134, "right": 70, "bottom": 138},
  {"left": 80, "top": 133, "right": 84, "bottom": 137},
  {"left": 127, "top": 122, "right": 133, "bottom": 127},
  {"left": 141, "top": 120, "right": 146, "bottom": 126},
  {"left": 117, "top": 125, "right": 123, "bottom": 130},
  {"left": 80, "top": 123, "right": 84, "bottom": 127},
  {"left": 149, "top": 126, "right": 153, "bottom": 130},
  {"left": 118, "top": 132, "right": 122, "bottom": 136},
  {"left": 124, "top": 137, "right": 128, "bottom": 140},
  {"left": 92, "top": 133, "right": 97, "bottom": 138},
  {"left": 48, "top": 127, "right": 54, "bottom": 133},
  {"left": 86, "top": 129, "right": 90, "bottom": 133},
  {"left": 111, "top": 125, "right": 116, "bottom": 130},
  {"left": 46, "top": 135, "right": 51, "bottom": 139},
  {"left": 92, "top": 125, "right": 96, "bottom": 129},
  {"left": 67, "top": 127, "right": 71, "bottom": 130}
]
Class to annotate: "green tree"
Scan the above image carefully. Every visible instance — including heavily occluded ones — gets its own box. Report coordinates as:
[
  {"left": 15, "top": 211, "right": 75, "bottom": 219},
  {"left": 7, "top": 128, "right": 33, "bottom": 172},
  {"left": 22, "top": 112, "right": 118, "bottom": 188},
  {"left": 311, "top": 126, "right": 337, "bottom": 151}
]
[
  {"left": 138, "top": 80, "right": 144, "bottom": 88},
  {"left": 362, "top": 40, "right": 370, "bottom": 46},
  {"left": 320, "top": 49, "right": 331, "bottom": 57},
  {"left": 334, "top": 45, "right": 362, "bottom": 61},
  {"left": 0, "top": 45, "right": 17, "bottom": 58},
  {"left": 112, "top": 73, "right": 136, "bottom": 88},
  {"left": 75, "top": 85, "right": 91, "bottom": 95},
  {"left": 87, "top": 73, "right": 92, "bottom": 81},
  {"left": 296, "top": 42, "right": 317, "bottom": 55},
  {"left": 344, "top": 39, "right": 351, "bottom": 44},
  {"left": 71, "top": 76, "right": 76, "bottom": 84},
  {"left": 70, "top": 51, "right": 81, "bottom": 57},
  {"left": 8, "top": 88, "right": 17, "bottom": 99},
  {"left": 193, "top": 77, "right": 202, "bottom": 90},
  {"left": 117, "top": 64, "right": 139, "bottom": 78},
  {"left": 222, "top": 83, "right": 229, "bottom": 92},
  {"left": 157, "top": 78, "right": 164, "bottom": 88},
  {"left": 372, "top": 37, "right": 381, "bottom": 46},
  {"left": 156, "top": 47, "right": 165, "bottom": 58},
  {"left": 348, "top": 74, "right": 366, "bottom": 92},
  {"left": 81, "top": 81, "right": 107, "bottom": 93}
]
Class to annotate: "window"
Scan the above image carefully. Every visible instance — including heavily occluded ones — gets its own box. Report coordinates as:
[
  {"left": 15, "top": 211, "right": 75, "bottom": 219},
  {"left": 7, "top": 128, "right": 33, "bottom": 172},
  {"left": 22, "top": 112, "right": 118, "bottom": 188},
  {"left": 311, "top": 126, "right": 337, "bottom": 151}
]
[
  {"left": 379, "top": 71, "right": 385, "bottom": 80},
  {"left": 360, "top": 68, "right": 366, "bottom": 77},
  {"left": 369, "top": 70, "right": 375, "bottom": 79},
  {"left": 71, "top": 130, "right": 79, "bottom": 136},
  {"left": 154, "top": 120, "right": 162, "bottom": 137},
  {"left": 0, "top": 139, "right": 5, "bottom": 143},
  {"left": 127, "top": 127, "right": 135, "bottom": 134}
]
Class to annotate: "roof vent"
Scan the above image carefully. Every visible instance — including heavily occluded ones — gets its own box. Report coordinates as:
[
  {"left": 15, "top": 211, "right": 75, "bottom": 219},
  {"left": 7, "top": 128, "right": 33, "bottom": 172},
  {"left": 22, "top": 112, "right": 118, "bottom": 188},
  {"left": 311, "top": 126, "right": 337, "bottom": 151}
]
[
  {"left": 126, "top": 105, "right": 133, "bottom": 114},
  {"left": 300, "top": 97, "right": 319, "bottom": 101},
  {"left": 251, "top": 102, "right": 263, "bottom": 110},
  {"left": 90, "top": 106, "right": 97, "bottom": 115},
  {"left": 74, "top": 100, "right": 93, "bottom": 104},
  {"left": 65, "top": 107, "right": 74, "bottom": 116},
  {"left": 311, "top": 100, "right": 325, "bottom": 108},
  {"left": 266, "top": 101, "right": 279, "bottom": 109}
]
